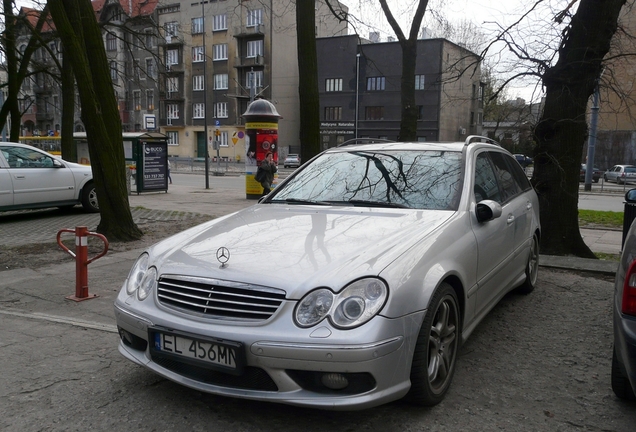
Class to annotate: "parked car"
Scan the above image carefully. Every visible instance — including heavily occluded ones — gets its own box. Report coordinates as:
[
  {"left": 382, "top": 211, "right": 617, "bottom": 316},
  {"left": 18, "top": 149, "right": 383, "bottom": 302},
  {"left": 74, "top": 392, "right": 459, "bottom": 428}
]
[
  {"left": 115, "top": 136, "right": 540, "bottom": 410},
  {"left": 604, "top": 165, "right": 636, "bottom": 184},
  {"left": 580, "top": 164, "right": 602, "bottom": 183},
  {"left": 611, "top": 187, "right": 636, "bottom": 401},
  {"left": 283, "top": 153, "right": 301, "bottom": 168},
  {"left": 514, "top": 154, "right": 533, "bottom": 168},
  {"left": 0, "top": 142, "right": 98, "bottom": 213}
]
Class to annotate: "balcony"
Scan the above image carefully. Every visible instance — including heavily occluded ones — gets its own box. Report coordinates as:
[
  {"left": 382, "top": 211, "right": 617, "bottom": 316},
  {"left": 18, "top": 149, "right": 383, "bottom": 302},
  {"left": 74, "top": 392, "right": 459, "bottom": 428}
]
[
  {"left": 234, "top": 55, "right": 264, "bottom": 68},
  {"left": 158, "top": 34, "right": 184, "bottom": 46},
  {"left": 159, "top": 91, "right": 185, "bottom": 101},
  {"left": 162, "top": 63, "right": 185, "bottom": 74},
  {"left": 233, "top": 24, "right": 265, "bottom": 38}
]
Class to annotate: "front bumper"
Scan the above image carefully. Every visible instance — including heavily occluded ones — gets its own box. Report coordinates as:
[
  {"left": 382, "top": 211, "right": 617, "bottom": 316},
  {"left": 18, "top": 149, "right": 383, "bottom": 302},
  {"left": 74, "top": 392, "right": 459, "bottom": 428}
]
[{"left": 114, "top": 296, "right": 425, "bottom": 410}]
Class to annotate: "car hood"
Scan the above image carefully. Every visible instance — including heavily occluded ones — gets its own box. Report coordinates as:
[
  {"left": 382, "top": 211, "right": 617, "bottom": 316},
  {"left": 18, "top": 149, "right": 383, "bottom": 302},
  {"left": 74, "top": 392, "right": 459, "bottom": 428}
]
[{"left": 146, "top": 204, "right": 454, "bottom": 298}]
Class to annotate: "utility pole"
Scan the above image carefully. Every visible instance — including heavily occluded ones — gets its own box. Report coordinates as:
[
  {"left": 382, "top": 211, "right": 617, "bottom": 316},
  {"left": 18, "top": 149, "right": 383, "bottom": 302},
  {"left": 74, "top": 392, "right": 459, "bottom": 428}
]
[
  {"left": 202, "top": 1, "right": 210, "bottom": 189},
  {"left": 584, "top": 76, "right": 601, "bottom": 192}
]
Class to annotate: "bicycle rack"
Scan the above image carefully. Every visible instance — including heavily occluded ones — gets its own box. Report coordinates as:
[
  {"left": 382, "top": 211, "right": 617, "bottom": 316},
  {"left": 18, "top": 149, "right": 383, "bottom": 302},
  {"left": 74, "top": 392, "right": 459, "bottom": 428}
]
[{"left": 57, "top": 226, "right": 109, "bottom": 302}]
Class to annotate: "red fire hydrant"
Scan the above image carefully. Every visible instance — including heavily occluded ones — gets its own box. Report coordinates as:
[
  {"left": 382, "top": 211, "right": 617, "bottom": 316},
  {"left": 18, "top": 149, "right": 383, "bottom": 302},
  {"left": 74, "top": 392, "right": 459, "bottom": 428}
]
[{"left": 57, "top": 226, "right": 109, "bottom": 302}]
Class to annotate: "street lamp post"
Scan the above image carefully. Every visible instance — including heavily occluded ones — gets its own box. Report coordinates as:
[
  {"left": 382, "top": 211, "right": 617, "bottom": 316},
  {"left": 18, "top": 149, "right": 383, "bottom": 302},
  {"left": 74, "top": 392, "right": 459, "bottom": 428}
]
[{"left": 355, "top": 52, "right": 360, "bottom": 139}]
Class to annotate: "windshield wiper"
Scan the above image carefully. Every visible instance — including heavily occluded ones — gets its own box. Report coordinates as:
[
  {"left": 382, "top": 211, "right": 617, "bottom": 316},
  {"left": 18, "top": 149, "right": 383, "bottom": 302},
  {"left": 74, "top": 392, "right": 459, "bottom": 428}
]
[
  {"left": 346, "top": 199, "right": 410, "bottom": 208},
  {"left": 270, "top": 198, "right": 331, "bottom": 205}
]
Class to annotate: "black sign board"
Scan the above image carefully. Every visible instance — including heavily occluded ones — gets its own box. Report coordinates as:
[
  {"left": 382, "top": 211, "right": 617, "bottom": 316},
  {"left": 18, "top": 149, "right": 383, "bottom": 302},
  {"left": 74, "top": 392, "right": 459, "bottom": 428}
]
[{"left": 140, "top": 141, "right": 168, "bottom": 191}]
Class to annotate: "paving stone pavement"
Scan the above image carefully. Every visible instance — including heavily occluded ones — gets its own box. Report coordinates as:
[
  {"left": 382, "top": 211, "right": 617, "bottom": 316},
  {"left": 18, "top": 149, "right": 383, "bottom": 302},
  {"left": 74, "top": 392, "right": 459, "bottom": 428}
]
[{"left": 0, "top": 208, "right": 204, "bottom": 248}]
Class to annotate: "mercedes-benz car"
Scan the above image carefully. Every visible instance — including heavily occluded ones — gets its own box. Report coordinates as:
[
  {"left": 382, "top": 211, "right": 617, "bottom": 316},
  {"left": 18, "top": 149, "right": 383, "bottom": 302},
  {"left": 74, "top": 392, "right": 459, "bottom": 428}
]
[
  {"left": 611, "top": 188, "right": 636, "bottom": 401},
  {"left": 115, "top": 136, "right": 541, "bottom": 410},
  {"left": 0, "top": 142, "right": 98, "bottom": 213}
]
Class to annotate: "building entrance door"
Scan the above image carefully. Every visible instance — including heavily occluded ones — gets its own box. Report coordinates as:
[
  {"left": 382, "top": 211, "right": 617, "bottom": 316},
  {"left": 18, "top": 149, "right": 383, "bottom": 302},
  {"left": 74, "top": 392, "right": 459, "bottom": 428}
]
[{"left": 196, "top": 132, "right": 207, "bottom": 158}]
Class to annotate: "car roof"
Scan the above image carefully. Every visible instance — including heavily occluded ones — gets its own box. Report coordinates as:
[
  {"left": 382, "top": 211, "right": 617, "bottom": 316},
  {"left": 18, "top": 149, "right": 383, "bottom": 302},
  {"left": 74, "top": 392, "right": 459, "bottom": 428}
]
[{"left": 327, "top": 135, "right": 503, "bottom": 154}]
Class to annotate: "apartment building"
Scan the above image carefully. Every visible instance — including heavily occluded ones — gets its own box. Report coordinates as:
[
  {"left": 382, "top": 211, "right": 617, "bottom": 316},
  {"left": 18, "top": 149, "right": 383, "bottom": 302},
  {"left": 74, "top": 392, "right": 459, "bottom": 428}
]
[
  {"left": 316, "top": 34, "right": 484, "bottom": 148},
  {"left": 14, "top": 0, "right": 348, "bottom": 161},
  {"left": 155, "top": 0, "right": 348, "bottom": 161}
]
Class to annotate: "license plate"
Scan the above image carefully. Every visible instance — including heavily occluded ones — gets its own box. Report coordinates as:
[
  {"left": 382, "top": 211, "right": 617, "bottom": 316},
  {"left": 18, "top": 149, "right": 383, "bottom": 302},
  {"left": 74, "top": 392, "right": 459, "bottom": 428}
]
[{"left": 151, "top": 329, "right": 242, "bottom": 372}]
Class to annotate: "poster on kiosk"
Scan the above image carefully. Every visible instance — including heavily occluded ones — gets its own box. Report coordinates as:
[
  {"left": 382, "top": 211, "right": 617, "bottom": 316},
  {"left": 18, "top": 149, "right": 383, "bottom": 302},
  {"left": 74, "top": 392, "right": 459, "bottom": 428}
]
[{"left": 243, "top": 99, "right": 281, "bottom": 199}]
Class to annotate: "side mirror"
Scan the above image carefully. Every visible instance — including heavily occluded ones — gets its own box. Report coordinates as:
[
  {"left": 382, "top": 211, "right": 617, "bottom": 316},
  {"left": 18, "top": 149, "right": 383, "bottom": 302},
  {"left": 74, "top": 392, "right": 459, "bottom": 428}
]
[
  {"left": 475, "top": 200, "right": 503, "bottom": 223},
  {"left": 53, "top": 159, "right": 64, "bottom": 168},
  {"left": 625, "top": 188, "right": 636, "bottom": 203}
]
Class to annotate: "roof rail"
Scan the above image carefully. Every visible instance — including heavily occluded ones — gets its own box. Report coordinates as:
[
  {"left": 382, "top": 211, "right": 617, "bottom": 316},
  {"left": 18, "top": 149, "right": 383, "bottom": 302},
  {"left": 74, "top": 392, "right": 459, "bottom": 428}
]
[
  {"left": 337, "top": 138, "right": 396, "bottom": 147},
  {"left": 464, "top": 135, "right": 501, "bottom": 146}
]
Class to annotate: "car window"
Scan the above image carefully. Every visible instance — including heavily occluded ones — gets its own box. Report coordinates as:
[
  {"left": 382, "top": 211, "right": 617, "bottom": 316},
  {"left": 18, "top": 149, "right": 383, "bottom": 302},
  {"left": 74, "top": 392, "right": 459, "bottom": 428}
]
[
  {"left": 625, "top": 168, "right": 636, "bottom": 173},
  {"left": 2, "top": 146, "right": 55, "bottom": 168},
  {"left": 272, "top": 150, "right": 463, "bottom": 210},
  {"left": 501, "top": 152, "right": 531, "bottom": 192},
  {"left": 474, "top": 153, "right": 501, "bottom": 203},
  {"left": 489, "top": 152, "right": 521, "bottom": 202}
]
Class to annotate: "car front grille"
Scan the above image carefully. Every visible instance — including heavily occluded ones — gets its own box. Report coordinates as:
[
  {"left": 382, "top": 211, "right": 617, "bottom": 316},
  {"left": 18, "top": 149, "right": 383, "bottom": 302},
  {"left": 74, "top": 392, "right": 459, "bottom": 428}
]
[{"left": 157, "top": 276, "right": 286, "bottom": 322}]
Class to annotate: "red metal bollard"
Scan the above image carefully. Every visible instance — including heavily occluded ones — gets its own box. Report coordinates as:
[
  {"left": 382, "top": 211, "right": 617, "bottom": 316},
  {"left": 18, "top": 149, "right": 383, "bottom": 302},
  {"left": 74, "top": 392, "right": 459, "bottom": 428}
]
[{"left": 57, "top": 226, "right": 109, "bottom": 302}]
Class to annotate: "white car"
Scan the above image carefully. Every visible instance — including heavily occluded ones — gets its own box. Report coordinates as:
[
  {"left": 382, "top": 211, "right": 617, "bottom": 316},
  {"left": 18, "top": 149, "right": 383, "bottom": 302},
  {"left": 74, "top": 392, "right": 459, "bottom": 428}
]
[
  {"left": 604, "top": 165, "right": 636, "bottom": 184},
  {"left": 115, "top": 136, "right": 540, "bottom": 410},
  {"left": 0, "top": 142, "right": 98, "bottom": 213},
  {"left": 283, "top": 154, "right": 301, "bottom": 168}
]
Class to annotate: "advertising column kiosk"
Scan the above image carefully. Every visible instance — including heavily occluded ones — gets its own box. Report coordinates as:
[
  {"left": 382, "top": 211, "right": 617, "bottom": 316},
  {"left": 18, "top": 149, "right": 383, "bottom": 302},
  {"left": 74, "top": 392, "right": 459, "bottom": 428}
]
[{"left": 242, "top": 99, "right": 281, "bottom": 199}]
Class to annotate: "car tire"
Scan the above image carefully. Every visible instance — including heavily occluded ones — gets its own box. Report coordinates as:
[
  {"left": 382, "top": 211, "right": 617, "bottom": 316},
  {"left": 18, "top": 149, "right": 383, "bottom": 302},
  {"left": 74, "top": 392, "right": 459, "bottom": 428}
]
[
  {"left": 81, "top": 182, "right": 99, "bottom": 213},
  {"left": 516, "top": 233, "right": 539, "bottom": 295},
  {"left": 406, "top": 282, "right": 460, "bottom": 406},
  {"left": 611, "top": 348, "right": 636, "bottom": 400}
]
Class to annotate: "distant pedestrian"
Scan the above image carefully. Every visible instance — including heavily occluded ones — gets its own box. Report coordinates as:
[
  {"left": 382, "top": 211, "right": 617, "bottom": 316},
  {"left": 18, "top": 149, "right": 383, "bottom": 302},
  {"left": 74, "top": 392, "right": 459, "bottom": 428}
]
[
  {"left": 257, "top": 152, "right": 277, "bottom": 196},
  {"left": 168, "top": 159, "right": 172, "bottom": 184}
]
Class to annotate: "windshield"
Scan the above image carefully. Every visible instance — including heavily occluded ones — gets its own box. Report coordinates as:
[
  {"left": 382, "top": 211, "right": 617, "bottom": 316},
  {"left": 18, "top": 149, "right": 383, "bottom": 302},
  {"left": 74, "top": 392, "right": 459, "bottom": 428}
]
[{"left": 270, "top": 150, "right": 463, "bottom": 210}]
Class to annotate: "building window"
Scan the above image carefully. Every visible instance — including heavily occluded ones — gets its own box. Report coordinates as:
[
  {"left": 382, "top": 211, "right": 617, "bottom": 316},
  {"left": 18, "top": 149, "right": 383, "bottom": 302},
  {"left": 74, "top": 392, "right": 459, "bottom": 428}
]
[
  {"left": 214, "top": 102, "right": 228, "bottom": 118},
  {"left": 366, "top": 76, "right": 385, "bottom": 91},
  {"left": 213, "top": 44, "right": 227, "bottom": 60},
  {"left": 246, "top": 40, "right": 263, "bottom": 58},
  {"left": 246, "top": 71, "right": 263, "bottom": 88},
  {"left": 166, "top": 131, "right": 179, "bottom": 145},
  {"left": 214, "top": 74, "right": 228, "bottom": 90},
  {"left": 165, "top": 21, "right": 178, "bottom": 40},
  {"left": 192, "top": 46, "right": 205, "bottom": 62},
  {"left": 133, "top": 91, "right": 141, "bottom": 110},
  {"left": 247, "top": 9, "right": 262, "bottom": 27},
  {"left": 167, "top": 104, "right": 179, "bottom": 123},
  {"left": 192, "top": 17, "right": 204, "bottom": 34},
  {"left": 219, "top": 131, "right": 229, "bottom": 147},
  {"left": 110, "top": 61, "right": 118, "bottom": 82},
  {"left": 144, "top": 29, "right": 155, "bottom": 48},
  {"left": 325, "top": 78, "right": 342, "bottom": 92},
  {"left": 213, "top": 14, "right": 227, "bottom": 31},
  {"left": 134, "top": 59, "right": 141, "bottom": 80},
  {"left": 166, "top": 49, "right": 179, "bottom": 66},
  {"left": 415, "top": 74, "right": 425, "bottom": 90},
  {"left": 146, "top": 58, "right": 155, "bottom": 78},
  {"left": 193, "top": 103, "right": 205, "bottom": 119},
  {"left": 365, "top": 106, "right": 384, "bottom": 120},
  {"left": 193, "top": 75, "right": 204, "bottom": 91},
  {"left": 146, "top": 90, "right": 154, "bottom": 110},
  {"left": 324, "top": 106, "right": 342, "bottom": 121},
  {"left": 106, "top": 32, "right": 117, "bottom": 51},
  {"left": 167, "top": 76, "right": 179, "bottom": 95}
]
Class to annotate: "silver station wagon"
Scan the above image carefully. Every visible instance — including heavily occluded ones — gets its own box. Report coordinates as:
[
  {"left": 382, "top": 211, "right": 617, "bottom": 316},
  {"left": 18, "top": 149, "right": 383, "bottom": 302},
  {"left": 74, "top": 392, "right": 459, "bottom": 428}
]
[{"left": 115, "top": 136, "right": 541, "bottom": 410}]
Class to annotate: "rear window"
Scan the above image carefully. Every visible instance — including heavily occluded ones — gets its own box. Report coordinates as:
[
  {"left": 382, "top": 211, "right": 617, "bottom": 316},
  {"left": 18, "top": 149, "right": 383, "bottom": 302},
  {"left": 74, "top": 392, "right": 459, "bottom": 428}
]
[{"left": 625, "top": 168, "right": 636, "bottom": 173}]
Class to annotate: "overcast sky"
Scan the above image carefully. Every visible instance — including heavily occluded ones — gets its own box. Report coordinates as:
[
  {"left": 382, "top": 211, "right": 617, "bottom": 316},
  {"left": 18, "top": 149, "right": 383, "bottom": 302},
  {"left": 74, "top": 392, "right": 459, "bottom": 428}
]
[{"left": 342, "top": 0, "right": 558, "bottom": 101}]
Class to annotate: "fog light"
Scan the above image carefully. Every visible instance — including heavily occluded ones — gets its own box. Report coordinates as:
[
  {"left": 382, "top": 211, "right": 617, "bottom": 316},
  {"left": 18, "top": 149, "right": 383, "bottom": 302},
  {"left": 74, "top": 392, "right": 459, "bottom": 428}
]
[{"left": 321, "top": 373, "right": 349, "bottom": 390}]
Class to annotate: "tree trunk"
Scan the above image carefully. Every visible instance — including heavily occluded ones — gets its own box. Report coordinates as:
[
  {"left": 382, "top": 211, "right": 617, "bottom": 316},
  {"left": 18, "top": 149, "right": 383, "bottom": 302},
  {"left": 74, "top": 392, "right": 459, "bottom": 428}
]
[
  {"left": 532, "top": 0, "right": 626, "bottom": 257},
  {"left": 60, "top": 57, "right": 76, "bottom": 162},
  {"left": 48, "top": 0, "right": 142, "bottom": 241},
  {"left": 378, "top": 0, "right": 428, "bottom": 142},
  {"left": 296, "top": 0, "right": 321, "bottom": 159}
]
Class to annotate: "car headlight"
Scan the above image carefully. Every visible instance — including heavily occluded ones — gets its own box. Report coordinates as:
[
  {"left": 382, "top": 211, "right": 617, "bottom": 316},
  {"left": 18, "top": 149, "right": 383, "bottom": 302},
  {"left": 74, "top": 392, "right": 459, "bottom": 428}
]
[
  {"left": 294, "top": 278, "right": 388, "bottom": 329},
  {"left": 125, "top": 253, "right": 157, "bottom": 301}
]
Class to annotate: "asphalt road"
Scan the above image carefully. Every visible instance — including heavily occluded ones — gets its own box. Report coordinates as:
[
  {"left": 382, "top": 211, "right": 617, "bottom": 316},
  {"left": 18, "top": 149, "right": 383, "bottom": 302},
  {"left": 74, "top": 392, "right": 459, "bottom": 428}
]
[{"left": 1, "top": 268, "right": 634, "bottom": 431}]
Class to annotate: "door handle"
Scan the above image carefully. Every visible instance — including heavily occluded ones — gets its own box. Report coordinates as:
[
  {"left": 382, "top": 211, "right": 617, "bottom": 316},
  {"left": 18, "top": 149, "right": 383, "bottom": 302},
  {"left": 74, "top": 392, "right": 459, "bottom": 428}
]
[{"left": 507, "top": 214, "right": 515, "bottom": 224}]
